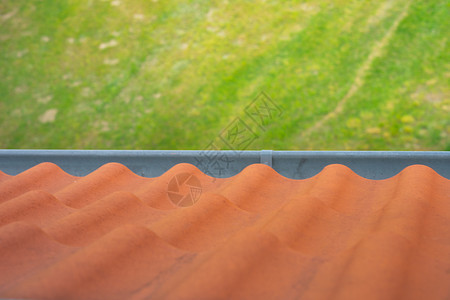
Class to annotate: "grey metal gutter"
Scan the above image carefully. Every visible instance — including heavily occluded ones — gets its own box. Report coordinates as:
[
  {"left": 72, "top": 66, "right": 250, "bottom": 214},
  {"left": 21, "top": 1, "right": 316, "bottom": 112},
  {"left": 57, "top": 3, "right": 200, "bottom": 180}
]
[{"left": 0, "top": 150, "right": 448, "bottom": 180}]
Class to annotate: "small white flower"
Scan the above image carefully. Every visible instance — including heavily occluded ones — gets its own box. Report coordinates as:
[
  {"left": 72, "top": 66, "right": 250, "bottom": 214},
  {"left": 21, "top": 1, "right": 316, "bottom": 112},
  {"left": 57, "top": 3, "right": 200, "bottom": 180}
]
[{"left": 41, "top": 36, "right": 50, "bottom": 43}]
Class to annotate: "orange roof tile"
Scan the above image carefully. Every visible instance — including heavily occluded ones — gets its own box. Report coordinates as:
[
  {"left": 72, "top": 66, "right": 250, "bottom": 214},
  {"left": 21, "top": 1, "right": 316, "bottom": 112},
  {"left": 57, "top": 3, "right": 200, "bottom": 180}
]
[{"left": 0, "top": 163, "right": 449, "bottom": 300}]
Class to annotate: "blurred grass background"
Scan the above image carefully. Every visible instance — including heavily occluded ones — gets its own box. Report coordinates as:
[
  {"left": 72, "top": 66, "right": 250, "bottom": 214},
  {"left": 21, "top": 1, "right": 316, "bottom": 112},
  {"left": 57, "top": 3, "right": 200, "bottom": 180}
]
[{"left": 0, "top": 0, "right": 448, "bottom": 150}]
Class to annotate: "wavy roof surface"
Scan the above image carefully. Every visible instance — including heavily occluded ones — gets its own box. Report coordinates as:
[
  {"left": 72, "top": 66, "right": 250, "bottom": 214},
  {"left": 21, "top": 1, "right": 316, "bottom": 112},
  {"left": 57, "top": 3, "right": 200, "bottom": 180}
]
[{"left": 0, "top": 162, "right": 449, "bottom": 300}]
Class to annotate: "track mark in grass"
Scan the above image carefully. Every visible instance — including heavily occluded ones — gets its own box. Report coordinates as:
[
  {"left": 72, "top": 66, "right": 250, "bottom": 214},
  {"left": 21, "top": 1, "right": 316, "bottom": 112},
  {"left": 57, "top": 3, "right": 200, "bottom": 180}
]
[
  {"left": 300, "top": 0, "right": 412, "bottom": 139},
  {"left": 365, "top": 0, "right": 395, "bottom": 30}
]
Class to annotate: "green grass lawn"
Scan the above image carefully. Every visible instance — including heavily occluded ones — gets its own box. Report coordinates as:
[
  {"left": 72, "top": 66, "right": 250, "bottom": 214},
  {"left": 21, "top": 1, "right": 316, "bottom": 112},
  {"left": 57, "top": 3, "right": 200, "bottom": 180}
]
[{"left": 0, "top": 0, "right": 448, "bottom": 150}]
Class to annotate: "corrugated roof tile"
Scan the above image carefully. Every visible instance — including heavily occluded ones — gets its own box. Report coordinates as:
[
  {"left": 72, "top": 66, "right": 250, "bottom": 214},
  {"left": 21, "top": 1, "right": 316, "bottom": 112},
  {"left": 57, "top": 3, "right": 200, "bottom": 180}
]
[{"left": 0, "top": 163, "right": 449, "bottom": 300}]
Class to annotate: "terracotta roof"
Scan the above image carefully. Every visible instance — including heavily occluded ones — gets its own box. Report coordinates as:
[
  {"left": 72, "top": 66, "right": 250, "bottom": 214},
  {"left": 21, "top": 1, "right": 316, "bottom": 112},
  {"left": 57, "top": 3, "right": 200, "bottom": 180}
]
[{"left": 0, "top": 162, "right": 449, "bottom": 300}]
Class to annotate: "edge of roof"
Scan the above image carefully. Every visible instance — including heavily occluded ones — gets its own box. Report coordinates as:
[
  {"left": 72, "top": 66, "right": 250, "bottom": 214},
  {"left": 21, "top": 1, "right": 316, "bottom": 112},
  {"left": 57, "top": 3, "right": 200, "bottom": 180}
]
[{"left": 0, "top": 150, "right": 448, "bottom": 180}]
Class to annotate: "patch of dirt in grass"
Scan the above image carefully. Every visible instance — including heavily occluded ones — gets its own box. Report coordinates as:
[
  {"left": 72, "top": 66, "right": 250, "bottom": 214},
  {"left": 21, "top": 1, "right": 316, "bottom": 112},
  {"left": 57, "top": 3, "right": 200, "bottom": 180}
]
[
  {"left": 1, "top": 8, "right": 18, "bottom": 23},
  {"left": 39, "top": 109, "right": 58, "bottom": 123},
  {"left": 425, "top": 92, "right": 445, "bottom": 103},
  {"left": 411, "top": 85, "right": 447, "bottom": 103},
  {"left": 37, "top": 95, "right": 53, "bottom": 104}
]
